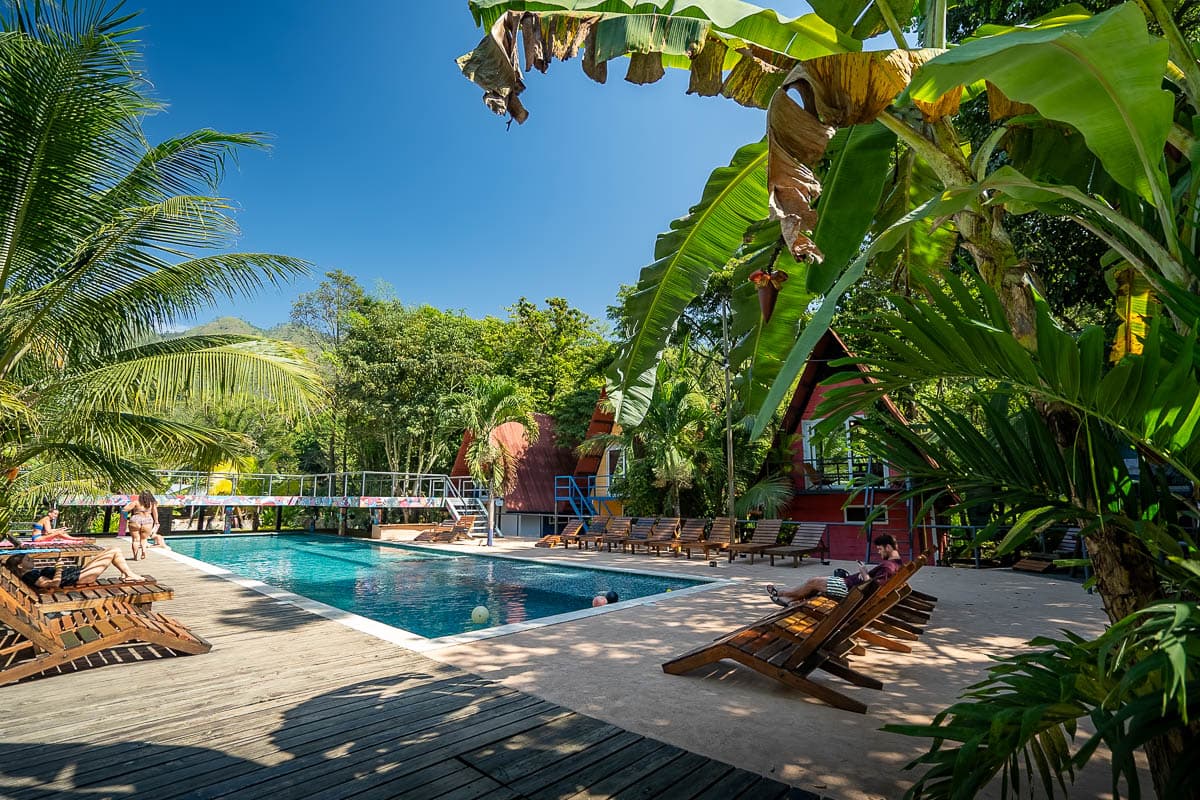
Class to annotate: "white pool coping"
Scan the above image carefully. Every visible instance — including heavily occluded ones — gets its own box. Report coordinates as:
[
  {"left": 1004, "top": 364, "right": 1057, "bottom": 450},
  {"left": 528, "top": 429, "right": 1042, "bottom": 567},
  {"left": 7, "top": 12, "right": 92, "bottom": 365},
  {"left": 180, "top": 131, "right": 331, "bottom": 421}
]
[{"left": 160, "top": 535, "right": 733, "bottom": 653}]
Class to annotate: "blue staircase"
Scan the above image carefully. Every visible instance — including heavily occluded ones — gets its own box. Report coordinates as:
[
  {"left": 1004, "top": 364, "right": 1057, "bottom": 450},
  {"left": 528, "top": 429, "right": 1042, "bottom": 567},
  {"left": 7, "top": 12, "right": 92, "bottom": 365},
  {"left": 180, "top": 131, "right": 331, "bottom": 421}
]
[{"left": 555, "top": 475, "right": 595, "bottom": 519}]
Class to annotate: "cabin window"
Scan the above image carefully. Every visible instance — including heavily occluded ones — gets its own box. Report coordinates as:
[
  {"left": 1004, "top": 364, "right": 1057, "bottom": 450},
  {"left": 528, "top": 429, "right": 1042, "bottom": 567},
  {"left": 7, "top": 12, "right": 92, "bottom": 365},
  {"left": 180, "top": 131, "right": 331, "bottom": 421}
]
[
  {"left": 800, "top": 416, "right": 886, "bottom": 488},
  {"left": 844, "top": 504, "right": 889, "bottom": 524}
]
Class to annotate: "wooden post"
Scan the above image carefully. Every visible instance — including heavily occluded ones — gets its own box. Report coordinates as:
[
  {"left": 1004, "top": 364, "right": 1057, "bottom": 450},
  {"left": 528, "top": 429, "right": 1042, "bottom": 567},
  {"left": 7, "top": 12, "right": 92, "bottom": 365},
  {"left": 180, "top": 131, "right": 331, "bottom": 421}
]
[
  {"left": 338, "top": 507, "right": 348, "bottom": 536},
  {"left": 102, "top": 506, "right": 113, "bottom": 534},
  {"left": 275, "top": 507, "right": 283, "bottom": 532},
  {"left": 197, "top": 506, "right": 207, "bottom": 533},
  {"left": 161, "top": 507, "right": 173, "bottom": 536}
]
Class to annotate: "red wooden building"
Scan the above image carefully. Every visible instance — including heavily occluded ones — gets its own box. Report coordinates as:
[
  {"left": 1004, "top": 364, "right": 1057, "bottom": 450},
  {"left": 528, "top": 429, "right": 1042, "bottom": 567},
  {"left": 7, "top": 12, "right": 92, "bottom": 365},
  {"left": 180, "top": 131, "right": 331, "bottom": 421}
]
[{"left": 773, "top": 330, "right": 935, "bottom": 561}]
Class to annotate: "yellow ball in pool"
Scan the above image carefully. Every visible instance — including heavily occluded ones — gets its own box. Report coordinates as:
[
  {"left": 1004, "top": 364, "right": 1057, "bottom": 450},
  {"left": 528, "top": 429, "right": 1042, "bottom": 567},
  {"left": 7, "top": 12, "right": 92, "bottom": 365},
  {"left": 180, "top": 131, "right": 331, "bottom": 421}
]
[{"left": 471, "top": 606, "right": 489, "bottom": 624}]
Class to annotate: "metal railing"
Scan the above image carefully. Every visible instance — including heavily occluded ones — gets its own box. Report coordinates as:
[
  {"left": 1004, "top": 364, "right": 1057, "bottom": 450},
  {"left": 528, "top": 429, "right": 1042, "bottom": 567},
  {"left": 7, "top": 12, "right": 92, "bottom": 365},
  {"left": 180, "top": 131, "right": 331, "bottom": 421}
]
[
  {"left": 151, "top": 469, "right": 458, "bottom": 499},
  {"left": 799, "top": 457, "right": 889, "bottom": 489}
]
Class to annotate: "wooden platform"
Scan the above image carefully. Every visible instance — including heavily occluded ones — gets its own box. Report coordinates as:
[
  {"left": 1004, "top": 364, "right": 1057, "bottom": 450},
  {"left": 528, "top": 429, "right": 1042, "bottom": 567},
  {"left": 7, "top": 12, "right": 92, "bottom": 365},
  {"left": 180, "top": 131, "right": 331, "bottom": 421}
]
[{"left": 0, "top": 553, "right": 823, "bottom": 799}]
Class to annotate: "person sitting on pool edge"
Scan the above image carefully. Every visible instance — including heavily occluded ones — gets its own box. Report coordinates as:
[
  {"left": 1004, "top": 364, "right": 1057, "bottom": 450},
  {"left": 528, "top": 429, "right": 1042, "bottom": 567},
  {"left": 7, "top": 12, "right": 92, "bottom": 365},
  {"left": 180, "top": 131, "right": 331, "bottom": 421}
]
[
  {"left": 766, "top": 534, "right": 902, "bottom": 607},
  {"left": 5, "top": 548, "right": 144, "bottom": 590}
]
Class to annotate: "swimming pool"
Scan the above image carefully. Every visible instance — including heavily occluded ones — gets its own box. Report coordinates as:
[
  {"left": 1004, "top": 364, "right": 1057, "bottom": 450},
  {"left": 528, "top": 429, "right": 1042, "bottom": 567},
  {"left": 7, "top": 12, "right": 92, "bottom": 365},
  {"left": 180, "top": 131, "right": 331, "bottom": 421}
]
[{"left": 169, "top": 534, "right": 713, "bottom": 639}]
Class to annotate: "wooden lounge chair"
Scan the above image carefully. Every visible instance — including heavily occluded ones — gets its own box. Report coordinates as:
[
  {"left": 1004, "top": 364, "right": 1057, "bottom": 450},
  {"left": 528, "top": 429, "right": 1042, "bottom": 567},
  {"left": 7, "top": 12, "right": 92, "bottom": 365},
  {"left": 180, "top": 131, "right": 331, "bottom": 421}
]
[
  {"left": 623, "top": 518, "right": 656, "bottom": 553},
  {"left": 727, "top": 519, "right": 783, "bottom": 564},
  {"left": 662, "top": 584, "right": 881, "bottom": 713},
  {"left": 798, "top": 553, "right": 932, "bottom": 654},
  {"left": 687, "top": 517, "right": 735, "bottom": 560},
  {"left": 413, "top": 519, "right": 455, "bottom": 541},
  {"left": 560, "top": 518, "right": 590, "bottom": 549},
  {"left": 1, "top": 543, "right": 108, "bottom": 566},
  {"left": 415, "top": 515, "right": 476, "bottom": 543},
  {"left": 641, "top": 517, "right": 680, "bottom": 555},
  {"left": 600, "top": 517, "right": 632, "bottom": 552},
  {"left": 0, "top": 567, "right": 210, "bottom": 686},
  {"left": 536, "top": 518, "right": 583, "bottom": 548},
  {"left": 764, "top": 522, "right": 829, "bottom": 567},
  {"left": 1013, "top": 528, "right": 1086, "bottom": 573},
  {"left": 578, "top": 516, "right": 609, "bottom": 551},
  {"left": 4, "top": 564, "right": 174, "bottom": 612},
  {"left": 671, "top": 518, "right": 708, "bottom": 558}
]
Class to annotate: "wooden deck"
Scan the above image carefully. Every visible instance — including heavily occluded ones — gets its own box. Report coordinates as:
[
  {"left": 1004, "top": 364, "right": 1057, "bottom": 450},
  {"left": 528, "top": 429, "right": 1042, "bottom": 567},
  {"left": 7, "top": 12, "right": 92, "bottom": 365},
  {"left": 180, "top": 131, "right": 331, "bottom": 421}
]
[{"left": 1, "top": 551, "right": 822, "bottom": 799}]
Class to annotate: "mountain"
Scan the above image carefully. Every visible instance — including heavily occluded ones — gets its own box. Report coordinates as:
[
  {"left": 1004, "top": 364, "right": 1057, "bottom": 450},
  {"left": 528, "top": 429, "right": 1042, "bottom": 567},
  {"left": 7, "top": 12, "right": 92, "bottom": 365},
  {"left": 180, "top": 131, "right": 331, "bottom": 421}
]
[{"left": 175, "top": 317, "right": 328, "bottom": 352}]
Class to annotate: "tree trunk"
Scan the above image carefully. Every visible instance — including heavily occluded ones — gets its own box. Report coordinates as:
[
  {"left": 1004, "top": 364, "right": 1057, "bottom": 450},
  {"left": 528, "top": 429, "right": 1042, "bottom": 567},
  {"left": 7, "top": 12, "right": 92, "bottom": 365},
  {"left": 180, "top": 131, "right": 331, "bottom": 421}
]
[{"left": 1088, "top": 527, "right": 1199, "bottom": 798}]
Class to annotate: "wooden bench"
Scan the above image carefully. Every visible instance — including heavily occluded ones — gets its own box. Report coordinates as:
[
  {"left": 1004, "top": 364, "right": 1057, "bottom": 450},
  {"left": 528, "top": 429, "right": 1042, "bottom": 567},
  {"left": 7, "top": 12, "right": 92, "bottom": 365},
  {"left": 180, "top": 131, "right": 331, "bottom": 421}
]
[{"left": 763, "top": 522, "right": 829, "bottom": 567}]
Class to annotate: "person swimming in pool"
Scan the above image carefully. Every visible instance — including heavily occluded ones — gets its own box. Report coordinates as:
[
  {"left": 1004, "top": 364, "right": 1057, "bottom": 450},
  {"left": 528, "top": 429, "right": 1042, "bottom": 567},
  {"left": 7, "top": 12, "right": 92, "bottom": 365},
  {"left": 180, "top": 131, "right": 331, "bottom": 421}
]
[
  {"left": 30, "top": 509, "right": 78, "bottom": 542},
  {"left": 5, "top": 548, "right": 144, "bottom": 589}
]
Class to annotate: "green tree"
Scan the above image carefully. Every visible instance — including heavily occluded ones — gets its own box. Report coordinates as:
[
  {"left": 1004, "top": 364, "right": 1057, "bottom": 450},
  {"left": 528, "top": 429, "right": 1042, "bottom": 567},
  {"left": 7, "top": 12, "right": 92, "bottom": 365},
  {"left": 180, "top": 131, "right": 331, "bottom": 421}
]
[
  {"left": 448, "top": 375, "right": 539, "bottom": 545},
  {"left": 481, "top": 297, "right": 610, "bottom": 447},
  {"left": 290, "top": 270, "right": 366, "bottom": 472},
  {"left": 0, "top": 2, "right": 323, "bottom": 526},
  {"left": 338, "top": 301, "right": 490, "bottom": 482}
]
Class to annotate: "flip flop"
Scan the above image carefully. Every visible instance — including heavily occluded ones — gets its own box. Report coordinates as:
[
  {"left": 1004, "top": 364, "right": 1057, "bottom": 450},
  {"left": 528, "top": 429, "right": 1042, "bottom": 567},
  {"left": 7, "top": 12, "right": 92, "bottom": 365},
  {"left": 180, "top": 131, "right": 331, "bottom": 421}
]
[{"left": 766, "top": 585, "right": 787, "bottom": 607}]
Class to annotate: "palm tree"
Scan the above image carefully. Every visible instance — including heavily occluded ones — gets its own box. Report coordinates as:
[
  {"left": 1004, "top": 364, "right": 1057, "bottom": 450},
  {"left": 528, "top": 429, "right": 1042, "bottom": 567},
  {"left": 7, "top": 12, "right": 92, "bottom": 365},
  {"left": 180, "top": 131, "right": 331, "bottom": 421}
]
[
  {"left": 448, "top": 376, "right": 538, "bottom": 546},
  {"left": 0, "top": 3, "right": 324, "bottom": 527},
  {"left": 581, "top": 378, "right": 716, "bottom": 517}
]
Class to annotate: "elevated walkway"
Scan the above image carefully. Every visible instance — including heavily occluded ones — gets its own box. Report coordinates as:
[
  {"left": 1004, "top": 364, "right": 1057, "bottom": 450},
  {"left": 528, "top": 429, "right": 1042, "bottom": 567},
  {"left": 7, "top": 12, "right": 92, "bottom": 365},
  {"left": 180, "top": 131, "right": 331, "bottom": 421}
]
[{"left": 57, "top": 470, "right": 481, "bottom": 512}]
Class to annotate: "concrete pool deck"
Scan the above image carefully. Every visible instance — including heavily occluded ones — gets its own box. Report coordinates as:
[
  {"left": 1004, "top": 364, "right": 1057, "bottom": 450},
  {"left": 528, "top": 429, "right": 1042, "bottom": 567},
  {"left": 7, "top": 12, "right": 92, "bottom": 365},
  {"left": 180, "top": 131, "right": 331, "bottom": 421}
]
[{"left": 5, "top": 534, "right": 1149, "bottom": 798}]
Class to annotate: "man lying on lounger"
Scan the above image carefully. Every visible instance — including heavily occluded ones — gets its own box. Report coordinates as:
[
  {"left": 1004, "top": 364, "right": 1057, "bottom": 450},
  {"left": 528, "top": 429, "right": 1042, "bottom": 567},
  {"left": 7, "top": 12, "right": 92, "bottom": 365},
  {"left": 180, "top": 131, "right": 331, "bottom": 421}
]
[
  {"left": 766, "top": 534, "right": 901, "bottom": 606},
  {"left": 5, "top": 548, "right": 144, "bottom": 590}
]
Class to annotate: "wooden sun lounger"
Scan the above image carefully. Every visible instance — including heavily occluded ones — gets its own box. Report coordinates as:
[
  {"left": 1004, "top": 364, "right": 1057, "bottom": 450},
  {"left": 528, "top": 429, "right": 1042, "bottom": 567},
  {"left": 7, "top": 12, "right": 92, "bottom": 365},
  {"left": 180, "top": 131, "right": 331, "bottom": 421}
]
[
  {"left": 641, "top": 517, "right": 680, "bottom": 555},
  {"left": 683, "top": 518, "right": 734, "bottom": 560},
  {"left": 0, "top": 567, "right": 210, "bottom": 686},
  {"left": 797, "top": 553, "right": 932, "bottom": 654},
  {"left": 579, "top": 516, "right": 610, "bottom": 551},
  {"left": 623, "top": 518, "right": 656, "bottom": 553},
  {"left": 6, "top": 566, "right": 175, "bottom": 612},
  {"left": 564, "top": 520, "right": 597, "bottom": 551},
  {"left": 600, "top": 517, "right": 632, "bottom": 552},
  {"left": 764, "top": 522, "right": 829, "bottom": 567},
  {"left": 414, "top": 515, "right": 476, "bottom": 543},
  {"left": 535, "top": 518, "right": 583, "bottom": 548},
  {"left": 727, "top": 519, "right": 783, "bottom": 564},
  {"left": 671, "top": 518, "right": 707, "bottom": 558},
  {"left": 663, "top": 584, "right": 881, "bottom": 713},
  {"left": 1, "top": 543, "right": 108, "bottom": 567}
]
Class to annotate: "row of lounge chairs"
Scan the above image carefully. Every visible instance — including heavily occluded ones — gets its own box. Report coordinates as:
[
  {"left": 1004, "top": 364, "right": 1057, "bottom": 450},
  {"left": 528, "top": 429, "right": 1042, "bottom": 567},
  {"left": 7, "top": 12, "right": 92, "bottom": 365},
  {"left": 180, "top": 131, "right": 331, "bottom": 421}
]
[
  {"left": 662, "top": 552, "right": 936, "bottom": 713},
  {"left": 536, "top": 517, "right": 829, "bottom": 566},
  {"left": 0, "top": 540, "right": 211, "bottom": 686}
]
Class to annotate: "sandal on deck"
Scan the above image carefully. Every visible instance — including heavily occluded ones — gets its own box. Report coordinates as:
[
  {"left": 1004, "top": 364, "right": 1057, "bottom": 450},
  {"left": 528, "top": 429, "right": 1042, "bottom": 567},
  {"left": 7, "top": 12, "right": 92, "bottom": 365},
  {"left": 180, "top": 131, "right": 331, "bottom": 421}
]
[{"left": 766, "top": 585, "right": 788, "bottom": 608}]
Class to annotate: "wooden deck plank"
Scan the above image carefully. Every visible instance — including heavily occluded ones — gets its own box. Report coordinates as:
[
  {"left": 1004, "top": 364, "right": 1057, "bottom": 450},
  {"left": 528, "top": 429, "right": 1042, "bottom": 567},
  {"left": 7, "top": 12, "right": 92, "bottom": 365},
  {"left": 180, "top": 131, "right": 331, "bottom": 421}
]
[
  {"left": 508, "top": 729, "right": 645, "bottom": 797},
  {"left": 460, "top": 711, "right": 622, "bottom": 784},
  {"left": 562, "top": 740, "right": 687, "bottom": 799}
]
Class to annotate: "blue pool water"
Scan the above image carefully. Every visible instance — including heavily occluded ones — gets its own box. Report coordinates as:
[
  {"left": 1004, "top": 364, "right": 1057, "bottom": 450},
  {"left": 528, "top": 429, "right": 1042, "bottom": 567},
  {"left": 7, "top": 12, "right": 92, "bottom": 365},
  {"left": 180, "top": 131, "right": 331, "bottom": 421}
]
[{"left": 170, "top": 534, "right": 710, "bottom": 638}]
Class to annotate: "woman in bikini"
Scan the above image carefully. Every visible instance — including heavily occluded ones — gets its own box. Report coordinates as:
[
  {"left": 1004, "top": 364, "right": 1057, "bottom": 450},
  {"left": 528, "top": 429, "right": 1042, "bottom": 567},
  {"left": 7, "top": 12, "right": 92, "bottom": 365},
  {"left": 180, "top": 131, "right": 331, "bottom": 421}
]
[
  {"left": 29, "top": 509, "right": 78, "bottom": 543},
  {"left": 123, "top": 490, "right": 159, "bottom": 560}
]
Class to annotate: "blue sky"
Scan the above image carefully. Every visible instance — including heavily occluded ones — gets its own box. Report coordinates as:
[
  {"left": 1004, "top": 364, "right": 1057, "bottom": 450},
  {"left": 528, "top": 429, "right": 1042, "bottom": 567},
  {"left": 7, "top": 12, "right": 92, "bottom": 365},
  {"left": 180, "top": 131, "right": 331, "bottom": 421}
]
[{"left": 135, "top": 2, "right": 811, "bottom": 329}]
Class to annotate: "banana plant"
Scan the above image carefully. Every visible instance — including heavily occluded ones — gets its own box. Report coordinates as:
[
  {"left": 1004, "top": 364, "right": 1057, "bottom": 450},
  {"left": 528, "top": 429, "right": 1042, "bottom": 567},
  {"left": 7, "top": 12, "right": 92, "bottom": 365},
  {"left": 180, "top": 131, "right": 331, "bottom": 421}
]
[{"left": 815, "top": 273, "right": 1200, "bottom": 798}]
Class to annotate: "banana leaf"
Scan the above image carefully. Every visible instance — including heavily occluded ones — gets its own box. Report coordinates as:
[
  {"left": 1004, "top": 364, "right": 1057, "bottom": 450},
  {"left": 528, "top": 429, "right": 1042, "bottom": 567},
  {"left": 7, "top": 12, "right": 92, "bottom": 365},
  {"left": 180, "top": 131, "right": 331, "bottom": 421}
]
[
  {"left": 607, "top": 140, "right": 769, "bottom": 426},
  {"left": 908, "top": 4, "right": 1172, "bottom": 208}
]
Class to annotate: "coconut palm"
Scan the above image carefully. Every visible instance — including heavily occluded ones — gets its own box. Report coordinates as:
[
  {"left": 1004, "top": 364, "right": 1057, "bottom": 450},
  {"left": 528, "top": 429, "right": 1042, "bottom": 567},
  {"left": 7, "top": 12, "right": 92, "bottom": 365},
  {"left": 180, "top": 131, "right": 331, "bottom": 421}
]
[
  {"left": 581, "top": 378, "right": 717, "bottom": 518},
  {"left": 0, "top": 2, "right": 324, "bottom": 527},
  {"left": 448, "top": 375, "right": 538, "bottom": 546}
]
